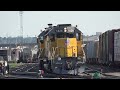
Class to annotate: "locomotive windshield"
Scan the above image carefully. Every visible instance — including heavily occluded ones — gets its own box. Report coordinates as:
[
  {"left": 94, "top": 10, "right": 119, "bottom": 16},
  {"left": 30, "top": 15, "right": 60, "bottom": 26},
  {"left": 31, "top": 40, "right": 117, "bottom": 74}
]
[
  {"left": 39, "top": 36, "right": 44, "bottom": 43},
  {"left": 40, "top": 36, "right": 43, "bottom": 40},
  {"left": 56, "top": 33, "right": 74, "bottom": 38}
]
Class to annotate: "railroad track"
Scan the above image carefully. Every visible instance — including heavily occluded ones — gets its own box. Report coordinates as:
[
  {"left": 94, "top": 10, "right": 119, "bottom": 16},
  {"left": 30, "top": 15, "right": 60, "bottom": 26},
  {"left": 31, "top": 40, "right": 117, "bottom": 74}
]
[
  {"left": 39, "top": 65, "right": 92, "bottom": 79},
  {"left": 10, "top": 63, "right": 39, "bottom": 72},
  {"left": 8, "top": 63, "right": 39, "bottom": 78},
  {"left": 84, "top": 64, "right": 120, "bottom": 79},
  {"left": 0, "top": 75, "right": 38, "bottom": 79},
  {"left": 1, "top": 63, "right": 86, "bottom": 79},
  {"left": 7, "top": 63, "right": 120, "bottom": 79}
]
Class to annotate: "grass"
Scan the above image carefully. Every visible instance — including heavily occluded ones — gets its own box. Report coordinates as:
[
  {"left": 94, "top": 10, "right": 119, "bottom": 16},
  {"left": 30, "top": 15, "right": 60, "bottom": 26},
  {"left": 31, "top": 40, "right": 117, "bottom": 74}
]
[{"left": 9, "top": 63, "right": 24, "bottom": 68}]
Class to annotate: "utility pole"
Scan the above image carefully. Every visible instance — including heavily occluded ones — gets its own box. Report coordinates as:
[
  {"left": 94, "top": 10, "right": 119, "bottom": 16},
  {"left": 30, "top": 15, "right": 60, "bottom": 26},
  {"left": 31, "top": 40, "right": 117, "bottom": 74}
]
[{"left": 19, "top": 11, "right": 24, "bottom": 61}]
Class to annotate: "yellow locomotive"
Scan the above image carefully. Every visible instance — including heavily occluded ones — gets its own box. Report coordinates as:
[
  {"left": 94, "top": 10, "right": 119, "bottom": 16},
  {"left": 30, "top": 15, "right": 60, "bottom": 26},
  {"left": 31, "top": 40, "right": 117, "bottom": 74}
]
[{"left": 37, "top": 24, "right": 85, "bottom": 75}]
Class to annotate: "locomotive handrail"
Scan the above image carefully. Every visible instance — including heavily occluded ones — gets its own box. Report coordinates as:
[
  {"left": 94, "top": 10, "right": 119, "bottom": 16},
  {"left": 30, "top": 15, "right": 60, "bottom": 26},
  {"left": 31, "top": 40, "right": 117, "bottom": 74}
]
[
  {"left": 50, "top": 47, "right": 58, "bottom": 61},
  {"left": 38, "top": 48, "right": 44, "bottom": 58},
  {"left": 56, "top": 47, "right": 66, "bottom": 57}
]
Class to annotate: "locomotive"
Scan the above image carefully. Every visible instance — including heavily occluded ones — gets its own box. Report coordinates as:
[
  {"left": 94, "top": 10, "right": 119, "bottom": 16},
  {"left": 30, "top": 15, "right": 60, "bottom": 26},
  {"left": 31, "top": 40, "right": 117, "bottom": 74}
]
[{"left": 37, "top": 24, "right": 85, "bottom": 75}]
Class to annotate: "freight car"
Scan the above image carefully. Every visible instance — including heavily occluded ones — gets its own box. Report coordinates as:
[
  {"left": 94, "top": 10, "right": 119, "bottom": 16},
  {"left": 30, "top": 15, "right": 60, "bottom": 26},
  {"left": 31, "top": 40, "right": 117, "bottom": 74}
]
[
  {"left": 86, "top": 29, "right": 120, "bottom": 66},
  {"left": 84, "top": 41, "right": 99, "bottom": 64},
  {"left": 0, "top": 49, "right": 9, "bottom": 61},
  {"left": 114, "top": 31, "right": 120, "bottom": 65},
  {"left": 99, "top": 29, "right": 120, "bottom": 66},
  {"left": 18, "top": 48, "right": 32, "bottom": 63},
  {"left": 37, "top": 24, "right": 86, "bottom": 75}
]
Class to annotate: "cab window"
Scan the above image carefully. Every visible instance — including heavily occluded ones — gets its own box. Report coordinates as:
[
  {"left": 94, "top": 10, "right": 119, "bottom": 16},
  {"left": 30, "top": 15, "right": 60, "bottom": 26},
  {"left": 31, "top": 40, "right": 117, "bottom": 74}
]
[
  {"left": 76, "top": 33, "right": 81, "bottom": 41},
  {"left": 57, "top": 33, "right": 74, "bottom": 38},
  {"left": 50, "top": 34, "right": 55, "bottom": 42},
  {"left": 40, "top": 40, "right": 44, "bottom": 44},
  {"left": 66, "top": 33, "right": 74, "bottom": 38},
  {"left": 40, "top": 36, "right": 44, "bottom": 43}
]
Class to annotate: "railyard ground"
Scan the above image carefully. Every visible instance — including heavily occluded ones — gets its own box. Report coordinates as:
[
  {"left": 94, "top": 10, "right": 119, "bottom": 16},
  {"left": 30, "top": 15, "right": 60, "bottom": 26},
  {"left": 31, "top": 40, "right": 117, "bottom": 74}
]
[
  {"left": 86, "top": 64, "right": 120, "bottom": 78},
  {"left": 9, "top": 63, "right": 24, "bottom": 68},
  {"left": 2, "top": 62, "right": 120, "bottom": 79}
]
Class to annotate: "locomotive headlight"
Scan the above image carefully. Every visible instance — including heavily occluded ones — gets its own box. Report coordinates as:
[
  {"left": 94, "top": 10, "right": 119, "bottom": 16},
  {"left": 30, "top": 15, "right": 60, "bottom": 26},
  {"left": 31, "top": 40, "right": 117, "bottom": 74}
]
[
  {"left": 77, "top": 56, "right": 81, "bottom": 60},
  {"left": 58, "top": 57, "right": 61, "bottom": 61},
  {"left": 43, "top": 59, "right": 46, "bottom": 62},
  {"left": 64, "top": 28, "right": 67, "bottom": 32},
  {"left": 64, "top": 29, "right": 67, "bottom": 32}
]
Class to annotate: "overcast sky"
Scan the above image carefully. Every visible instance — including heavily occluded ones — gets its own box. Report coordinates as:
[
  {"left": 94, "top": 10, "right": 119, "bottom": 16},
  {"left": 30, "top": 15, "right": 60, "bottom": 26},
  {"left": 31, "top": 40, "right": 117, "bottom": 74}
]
[{"left": 0, "top": 11, "right": 120, "bottom": 37}]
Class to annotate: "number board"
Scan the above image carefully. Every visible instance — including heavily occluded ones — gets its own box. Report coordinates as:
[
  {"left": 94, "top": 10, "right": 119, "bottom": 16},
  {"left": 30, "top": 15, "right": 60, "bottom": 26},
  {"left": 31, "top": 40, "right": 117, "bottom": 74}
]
[{"left": 66, "top": 27, "right": 74, "bottom": 32}]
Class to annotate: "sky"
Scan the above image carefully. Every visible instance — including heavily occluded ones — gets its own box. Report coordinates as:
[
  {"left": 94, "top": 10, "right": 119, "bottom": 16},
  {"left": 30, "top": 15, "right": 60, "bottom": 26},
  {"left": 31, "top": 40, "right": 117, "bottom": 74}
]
[{"left": 0, "top": 11, "right": 120, "bottom": 37}]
